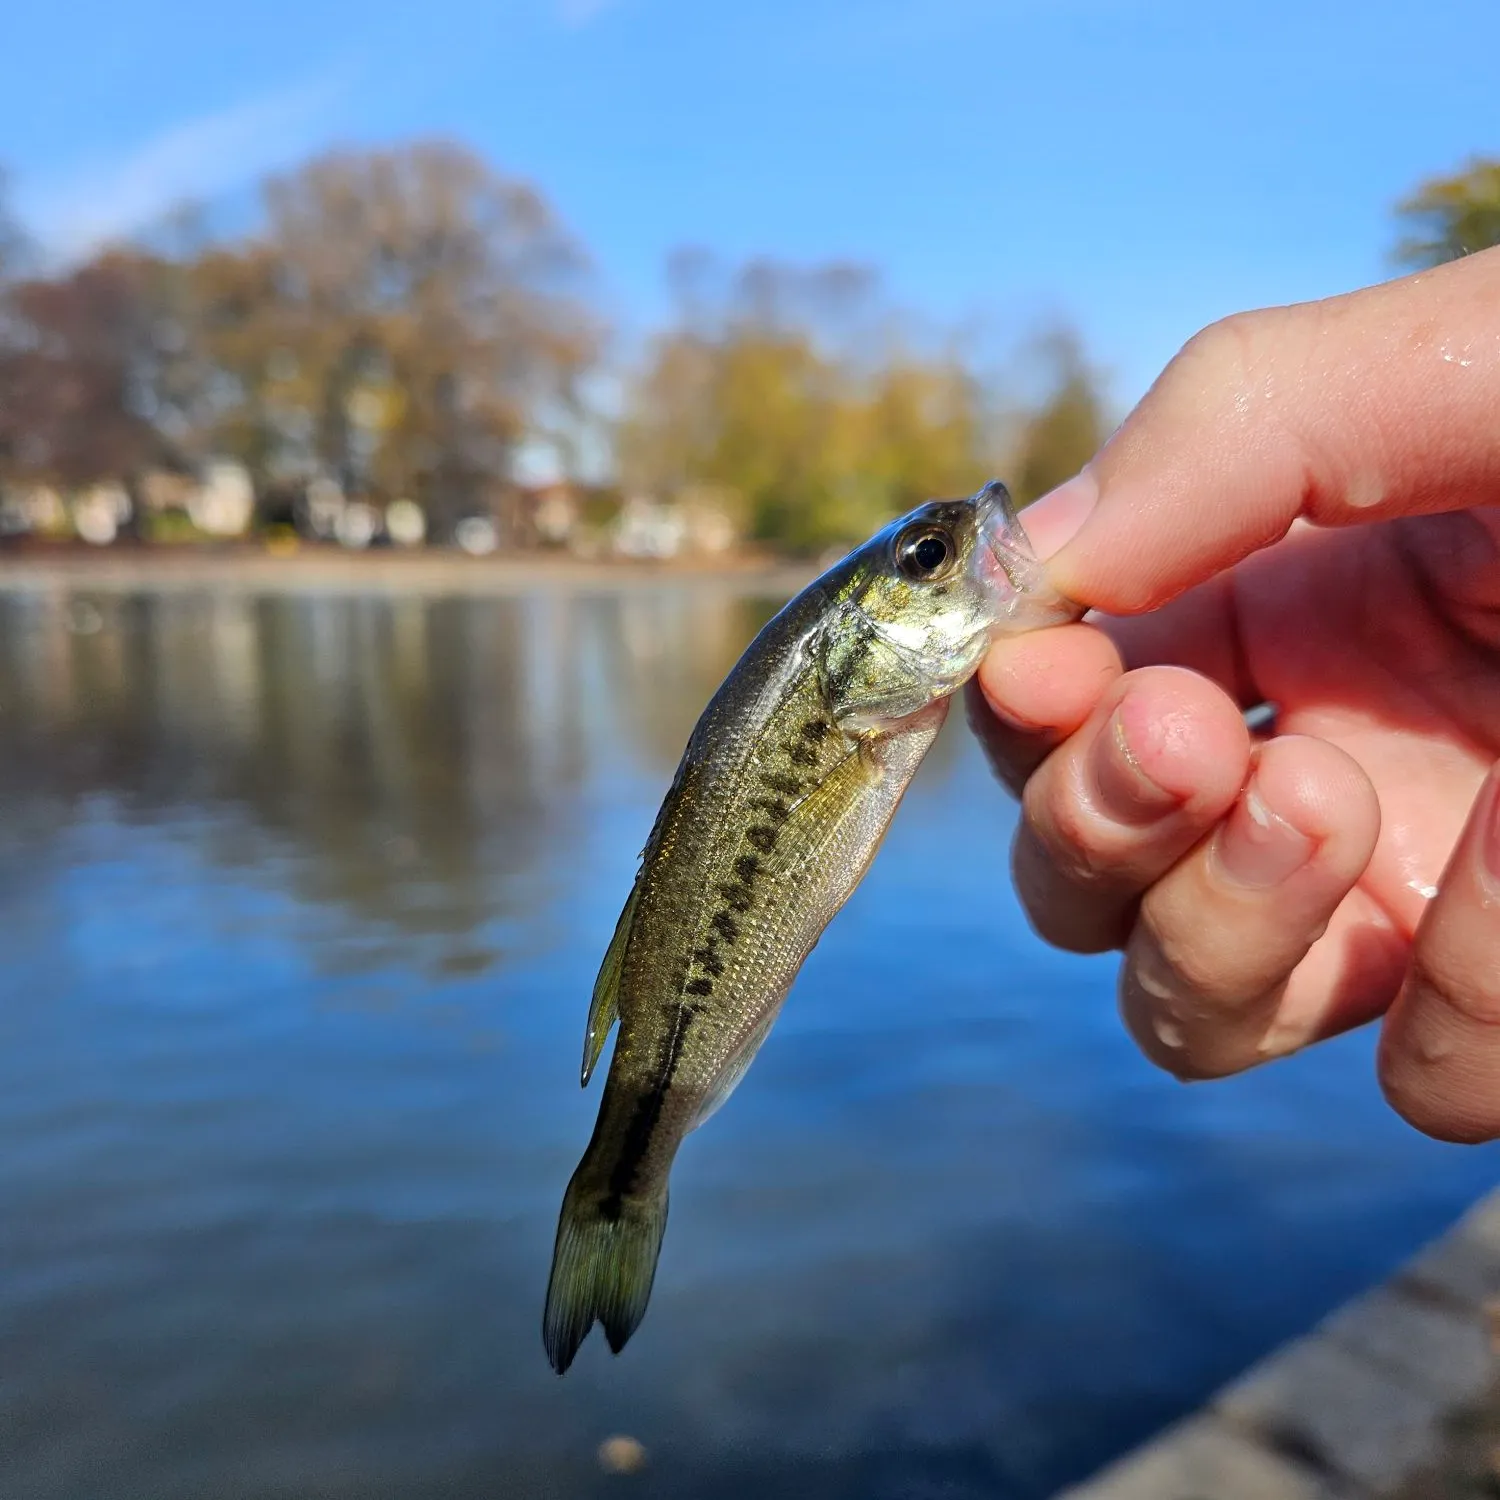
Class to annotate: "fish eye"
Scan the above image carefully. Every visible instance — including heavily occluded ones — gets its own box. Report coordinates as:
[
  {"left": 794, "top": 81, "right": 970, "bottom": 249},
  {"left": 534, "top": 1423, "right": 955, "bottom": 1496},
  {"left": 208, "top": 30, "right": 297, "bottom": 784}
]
[{"left": 894, "top": 525, "right": 956, "bottom": 582}]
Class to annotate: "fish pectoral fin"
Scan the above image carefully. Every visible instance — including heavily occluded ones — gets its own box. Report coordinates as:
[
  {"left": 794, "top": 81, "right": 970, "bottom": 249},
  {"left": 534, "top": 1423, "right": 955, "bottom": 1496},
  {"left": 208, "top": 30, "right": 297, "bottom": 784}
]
[
  {"left": 760, "top": 738, "right": 882, "bottom": 880},
  {"left": 582, "top": 881, "right": 640, "bottom": 1087}
]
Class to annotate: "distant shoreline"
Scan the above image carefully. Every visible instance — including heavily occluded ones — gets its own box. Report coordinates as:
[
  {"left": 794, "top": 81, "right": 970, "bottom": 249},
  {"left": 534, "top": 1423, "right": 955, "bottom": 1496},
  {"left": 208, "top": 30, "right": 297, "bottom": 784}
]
[{"left": 0, "top": 546, "right": 819, "bottom": 598}]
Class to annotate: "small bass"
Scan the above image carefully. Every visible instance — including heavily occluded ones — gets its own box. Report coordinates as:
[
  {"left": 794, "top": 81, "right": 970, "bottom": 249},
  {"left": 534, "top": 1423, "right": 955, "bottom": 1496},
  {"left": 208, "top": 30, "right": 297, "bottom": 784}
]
[{"left": 543, "top": 480, "right": 1078, "bottom": 1373}]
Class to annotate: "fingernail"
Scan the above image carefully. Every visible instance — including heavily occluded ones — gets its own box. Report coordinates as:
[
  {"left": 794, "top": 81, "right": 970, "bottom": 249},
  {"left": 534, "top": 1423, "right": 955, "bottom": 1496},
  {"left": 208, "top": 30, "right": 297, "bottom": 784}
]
[
  {"left": 1021, "top": 468, "right": 1100, "bottom": 561},
  {"left": 1215, "top": 780, "right": 1314, "bottom": 889},
  {"left": 1480, "top": 763, "right": 1500, "bottom": 885},
  {"left": 1088, "top": 699, "right": 1181, "bottom": 825}
]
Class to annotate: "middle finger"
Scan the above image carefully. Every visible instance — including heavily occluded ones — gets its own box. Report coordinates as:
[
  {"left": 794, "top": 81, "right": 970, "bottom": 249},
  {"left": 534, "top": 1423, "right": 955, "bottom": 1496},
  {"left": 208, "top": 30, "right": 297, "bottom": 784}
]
[{"left": 1013, "top": 665, "right": 1252, "bottom": 953}]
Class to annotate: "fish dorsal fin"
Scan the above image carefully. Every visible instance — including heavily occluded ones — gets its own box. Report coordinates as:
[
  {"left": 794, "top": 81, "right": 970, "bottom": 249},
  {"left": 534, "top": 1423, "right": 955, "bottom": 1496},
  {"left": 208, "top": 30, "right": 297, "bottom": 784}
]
[{"left": 581, "top": 881, "right": 640, "bottom": 1087}]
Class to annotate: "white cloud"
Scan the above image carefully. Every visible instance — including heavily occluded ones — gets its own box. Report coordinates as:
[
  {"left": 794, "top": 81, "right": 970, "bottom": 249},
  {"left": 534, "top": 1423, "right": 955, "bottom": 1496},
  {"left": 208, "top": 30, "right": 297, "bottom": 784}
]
[{"left": 16, "top": 72, "right": 347, "bottom": 263}]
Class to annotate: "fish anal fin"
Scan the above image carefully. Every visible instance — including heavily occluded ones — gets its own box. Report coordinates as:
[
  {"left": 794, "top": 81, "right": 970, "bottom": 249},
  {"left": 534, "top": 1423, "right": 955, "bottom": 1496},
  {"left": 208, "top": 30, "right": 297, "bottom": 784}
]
[
  {"left": 582, "top": 881, "right": 639, "bottom": 1087},
  {"left": 688, "top": 1005, "right": 784, "bottom": 1133}
]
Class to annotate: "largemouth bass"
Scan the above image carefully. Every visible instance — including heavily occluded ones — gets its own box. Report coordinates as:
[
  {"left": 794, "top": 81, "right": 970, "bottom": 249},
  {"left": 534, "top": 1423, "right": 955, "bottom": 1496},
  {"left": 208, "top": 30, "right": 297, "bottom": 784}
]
[{"left": 543, "top": 480, "right": 1079, "bottom": 1373}]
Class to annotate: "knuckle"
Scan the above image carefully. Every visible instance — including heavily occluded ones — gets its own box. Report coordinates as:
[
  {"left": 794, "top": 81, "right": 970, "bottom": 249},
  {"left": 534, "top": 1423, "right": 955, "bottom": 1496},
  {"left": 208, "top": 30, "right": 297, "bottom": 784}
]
[
  {"left": 1029, "top": 773, "right": 1111, "bottom": 886},
  {"left": 1168, "top": 308, "right": 1296, "bottom": 438},
  {"left": 966, "top": 707, "right": 1033, "bottom": 798},
  {"left": 1375, "top": 1041, "right": 1427, "bottom": 1134},
  {"left": 1377, "top": 1052, "right": 1495, "bottom": 1145},
  {"left": 1179, "top": 308, "right": 1279, "bottom": 382},
  {"left": 1409, "top": 943, "right": 1500, "bottom": 1028},
  {"left": 1136, "top": 906, "right": 1236, "bottom": 1010},
  {"left": 1025, "top": 902, "right": 1122, "bottom": 956},
  {"left": 1118, "top": 959, "right": 1242, "bottom": 1083},
  {"left": 1166, "top": 1052, "right": 1243, "bottom": 1084},
  {"left": 1376, "top": 981, "right": 1500, "bottom": 1145},
  {"left": 1011, "top": 829, "right": 1129, "bottom": 955}
]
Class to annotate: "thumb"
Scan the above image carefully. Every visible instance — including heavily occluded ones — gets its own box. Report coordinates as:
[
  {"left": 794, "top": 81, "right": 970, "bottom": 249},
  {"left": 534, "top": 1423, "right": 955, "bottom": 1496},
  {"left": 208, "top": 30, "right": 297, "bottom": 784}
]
[{"left": 1032, "top": 245, "right": 1500, "bottom": 616}]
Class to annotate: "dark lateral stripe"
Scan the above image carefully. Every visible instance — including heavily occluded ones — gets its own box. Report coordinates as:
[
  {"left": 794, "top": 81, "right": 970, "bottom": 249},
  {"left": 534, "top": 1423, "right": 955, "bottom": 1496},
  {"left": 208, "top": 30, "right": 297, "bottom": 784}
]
[
  {"left": 760, "top": 771, "right": 804, "bottom": 798},
  {"left": 747, "top": 796, "right": 790, "bottom": 823},
  {"left": 601, "top": 1000, "right": 697, "bottom": 1216},
  {"left": 718, "top": 881, "right": 752, "bottom": 912}
]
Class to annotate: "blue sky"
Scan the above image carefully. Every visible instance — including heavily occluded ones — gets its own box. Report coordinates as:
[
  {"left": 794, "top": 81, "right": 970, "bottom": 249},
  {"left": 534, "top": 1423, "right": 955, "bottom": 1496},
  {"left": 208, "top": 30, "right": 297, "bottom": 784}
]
[{"left": 2, "top": 0, "right": 1497, "bottom": 408}]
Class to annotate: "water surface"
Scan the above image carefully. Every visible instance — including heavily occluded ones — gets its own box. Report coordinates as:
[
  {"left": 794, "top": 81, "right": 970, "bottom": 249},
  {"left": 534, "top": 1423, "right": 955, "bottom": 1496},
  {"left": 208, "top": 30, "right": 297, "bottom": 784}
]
[{"left": 0, "top": 587, "right": 1495, "bottom": 1499}]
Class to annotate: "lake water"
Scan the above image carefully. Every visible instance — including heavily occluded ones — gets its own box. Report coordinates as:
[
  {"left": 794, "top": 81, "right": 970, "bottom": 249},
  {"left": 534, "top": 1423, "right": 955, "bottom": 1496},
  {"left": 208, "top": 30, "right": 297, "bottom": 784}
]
[{"left": 1, "top": 584, "right": 1496, "bottom": 1500}]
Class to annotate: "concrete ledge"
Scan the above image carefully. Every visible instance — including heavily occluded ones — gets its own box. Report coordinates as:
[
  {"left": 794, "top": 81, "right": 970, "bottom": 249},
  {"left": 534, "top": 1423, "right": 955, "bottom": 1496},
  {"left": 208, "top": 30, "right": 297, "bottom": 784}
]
[
  {"left": 1056, "top": 1192, "right": 1500, "bottom": 1500},
  {"left": 1056, "top": 1412, "right": 1347, "bottom": 1500}
]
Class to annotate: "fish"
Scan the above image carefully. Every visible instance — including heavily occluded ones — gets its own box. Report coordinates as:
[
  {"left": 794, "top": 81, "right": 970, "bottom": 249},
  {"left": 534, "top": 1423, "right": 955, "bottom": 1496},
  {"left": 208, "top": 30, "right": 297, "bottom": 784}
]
[{"left": 542, "top": 479, "right": 1081, "bottom": 1374}]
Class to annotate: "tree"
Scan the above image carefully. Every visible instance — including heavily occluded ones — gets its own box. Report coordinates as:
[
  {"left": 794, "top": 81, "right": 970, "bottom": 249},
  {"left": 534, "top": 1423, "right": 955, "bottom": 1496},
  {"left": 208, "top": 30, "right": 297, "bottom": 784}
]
[
  {"left": 1009, "top": 327, "right": 1109, "bottom": 506},
  {"left": 0, "top": 167, "right": 29, "bottom": 283},
  {"left": 0, "top": 145, "right": 603, "bottom": 536},
  {"left": 619, "top": 254, "right": 992, "bottom": 553},
  {"left": 198, "top": 142, "right": 603, "bottom": 537},
  {"left": 1393, "top": 158, "right": 1500, "bottom": 269},
  {"left": 0, "top": 251, "right": 174, "bottom": 490}
]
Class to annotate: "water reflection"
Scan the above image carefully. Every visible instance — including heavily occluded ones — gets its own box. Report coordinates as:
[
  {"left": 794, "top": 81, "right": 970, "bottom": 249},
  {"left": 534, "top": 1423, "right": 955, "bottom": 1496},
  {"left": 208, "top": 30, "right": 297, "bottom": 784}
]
[
  {"left": 0, "top": 587, "right": 1495, "bottom": 1500},
  {"left": 0, "top": 591, "right": 780, "bottom": 973}
]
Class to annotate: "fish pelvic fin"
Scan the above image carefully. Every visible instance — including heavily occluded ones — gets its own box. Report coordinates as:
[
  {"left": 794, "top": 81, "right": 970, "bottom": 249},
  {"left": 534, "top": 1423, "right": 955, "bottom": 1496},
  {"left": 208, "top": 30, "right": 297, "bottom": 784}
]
[
  {"left": 582, "top": 881, "right": 639, "bottom": 1087},
  {"left": 542, "top": 1178, "right": 669, "bottom": 1375}
]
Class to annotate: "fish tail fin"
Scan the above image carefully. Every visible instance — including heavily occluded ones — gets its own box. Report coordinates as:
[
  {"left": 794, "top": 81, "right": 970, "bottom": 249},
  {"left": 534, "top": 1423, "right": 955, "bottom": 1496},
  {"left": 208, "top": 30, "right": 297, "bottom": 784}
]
[{"left": 542, "top": 1179, "right": 669, "bottom": 1375}]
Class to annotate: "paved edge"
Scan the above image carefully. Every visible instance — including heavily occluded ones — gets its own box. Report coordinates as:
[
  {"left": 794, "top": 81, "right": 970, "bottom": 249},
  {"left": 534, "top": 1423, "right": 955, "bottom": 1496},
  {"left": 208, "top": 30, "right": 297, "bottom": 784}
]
[{"left": 1053, "top": 1188, "right": 1500, "bottom": 1500}]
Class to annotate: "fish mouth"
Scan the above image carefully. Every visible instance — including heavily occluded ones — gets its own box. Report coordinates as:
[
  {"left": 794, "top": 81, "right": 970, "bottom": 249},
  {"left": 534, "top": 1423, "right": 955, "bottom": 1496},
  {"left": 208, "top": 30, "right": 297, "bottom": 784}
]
[
  {"left": 975, "top": 481, "right": 1035, "bottom": 587},
  {"left": 971, "top": 480, "right": 1081, "bottom": 633}
]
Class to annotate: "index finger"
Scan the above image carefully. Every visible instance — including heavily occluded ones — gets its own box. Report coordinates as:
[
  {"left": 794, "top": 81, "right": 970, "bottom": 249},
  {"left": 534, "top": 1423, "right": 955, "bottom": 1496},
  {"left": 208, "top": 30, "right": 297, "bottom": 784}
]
[{"left": 1039, "top": 245, "right": 1500, "bottom": 615}]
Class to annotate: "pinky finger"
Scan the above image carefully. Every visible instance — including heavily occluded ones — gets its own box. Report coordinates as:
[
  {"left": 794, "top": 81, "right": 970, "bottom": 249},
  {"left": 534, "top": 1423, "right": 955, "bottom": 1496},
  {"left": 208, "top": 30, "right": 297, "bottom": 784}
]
[{"left": 1379, "top": 761, "right": 1500, "bottom": 1143}]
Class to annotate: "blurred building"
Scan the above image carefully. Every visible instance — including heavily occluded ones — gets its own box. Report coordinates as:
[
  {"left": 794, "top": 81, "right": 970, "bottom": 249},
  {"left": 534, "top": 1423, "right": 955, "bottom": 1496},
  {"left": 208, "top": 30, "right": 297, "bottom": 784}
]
[
  {"left": 612, "top": 494, "right": 686, "bottom": 559},
  {"left": 72, "top": 482, "right": 132, "bottom": 546},
  {"left": 187, "top": 462, "right": 256, "bottom": 539},
  {"left": 677, "top": 484, "right": 740, "bottom": 555},
  {"left": 0, "top": 484, "right": 68, "bottom": 540},
  {"left": 386, "top": 499, "right": 427, "bottom": 547},
  {"left": 607, "top": 487, "right": 742, "bottom": 561},
  {"left": 530, "top": 483, "right": 578, "bottom": 547}
]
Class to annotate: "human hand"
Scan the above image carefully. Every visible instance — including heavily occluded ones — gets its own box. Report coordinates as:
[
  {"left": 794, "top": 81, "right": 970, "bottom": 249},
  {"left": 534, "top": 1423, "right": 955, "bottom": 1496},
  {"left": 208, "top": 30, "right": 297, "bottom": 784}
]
[{"left": 970, "top": 245, "right": 1500, "bottom": 1142}]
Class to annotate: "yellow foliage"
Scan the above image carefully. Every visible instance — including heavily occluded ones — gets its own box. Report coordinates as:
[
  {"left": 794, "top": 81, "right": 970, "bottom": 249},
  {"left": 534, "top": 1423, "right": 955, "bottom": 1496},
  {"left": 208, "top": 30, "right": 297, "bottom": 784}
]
[
  {"left": 1393, "top": 157, "right": 1500, "bottom": 269},
  {"left": 619, "top": 272, "right": 992, "bottom": 553}
]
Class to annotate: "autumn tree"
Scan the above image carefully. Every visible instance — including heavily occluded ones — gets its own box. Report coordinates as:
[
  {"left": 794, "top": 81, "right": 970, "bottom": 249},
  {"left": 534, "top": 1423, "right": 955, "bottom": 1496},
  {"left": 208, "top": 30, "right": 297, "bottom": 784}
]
[
  {"left": 1394, "top": 158, "right": 1500, "bottom": 269},
  {"left": 1008, "top": 326, "right": 1109, "bottom": 506},
  {"left": 0, "top": 168, "right": 28, "bottom": 283},
  {"left": 619, "top": 254, "right": 991, "bottom": 553},
  {"left": 0, "top": 250, "right": 180, "bottom": 492},
  {"left": 194, "top": 142, "right": 602, "bottom": 537}
]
